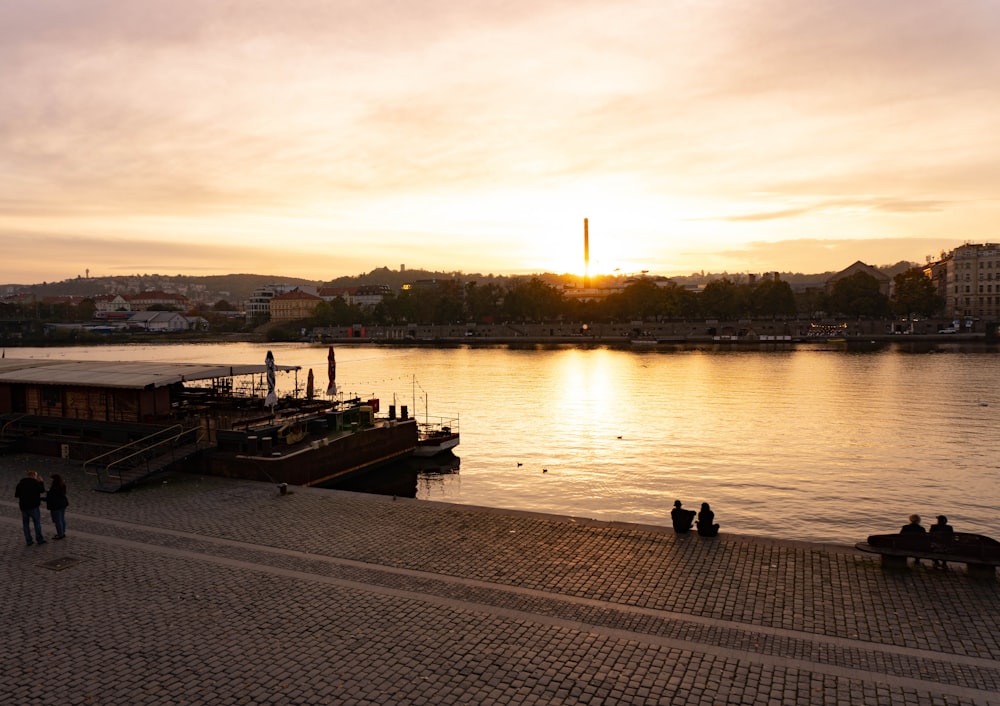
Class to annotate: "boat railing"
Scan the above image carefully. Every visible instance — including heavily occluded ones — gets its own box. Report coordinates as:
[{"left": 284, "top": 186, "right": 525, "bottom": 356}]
[{"left": 417, "top": 415, "right": 459, "bottom": 435}]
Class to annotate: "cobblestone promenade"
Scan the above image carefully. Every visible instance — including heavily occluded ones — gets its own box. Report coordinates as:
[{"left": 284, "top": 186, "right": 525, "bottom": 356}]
[{"left": 3, "top": 454, "right": 999, "bottom": 705}]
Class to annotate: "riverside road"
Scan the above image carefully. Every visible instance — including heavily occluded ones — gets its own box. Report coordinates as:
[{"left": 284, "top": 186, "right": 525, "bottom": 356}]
[{"left": 2, "top": 454, "right": 998, "bottom": 705}]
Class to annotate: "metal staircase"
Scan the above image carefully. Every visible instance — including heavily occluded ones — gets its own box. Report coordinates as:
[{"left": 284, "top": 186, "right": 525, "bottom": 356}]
[
  {"left": 83, "top": 425, "right": 202, "bottom": 492},
  {"left": 0, "top": 414, "right": 30, "bottom": 455}
]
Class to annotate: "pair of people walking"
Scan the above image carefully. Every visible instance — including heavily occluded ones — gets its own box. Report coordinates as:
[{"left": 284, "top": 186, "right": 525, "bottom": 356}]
[
  {"left": 14, "top": 470, "right": 68, "bottom": 546},
  {"left": 671, "top": 500, "right": 720, "bottom": 537}
]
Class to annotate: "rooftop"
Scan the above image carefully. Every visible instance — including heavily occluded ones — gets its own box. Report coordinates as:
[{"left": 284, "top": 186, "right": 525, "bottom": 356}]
[{"left": 0, "top": 358, "right": 300, "bottom": 389}]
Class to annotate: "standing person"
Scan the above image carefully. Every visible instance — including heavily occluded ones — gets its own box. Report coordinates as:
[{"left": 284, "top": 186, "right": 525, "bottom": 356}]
[
  {"left": 15, "top": 470, "right": 46, "bottom": 546},
  {"left": 696, "top": 502, "right": 720, "bottom": 537},
  {"left": 46, "top": 474, "right": 69, "bottom": 540},
  {"left": 929, "top": 515, "right": 954, "bottom": 569}
]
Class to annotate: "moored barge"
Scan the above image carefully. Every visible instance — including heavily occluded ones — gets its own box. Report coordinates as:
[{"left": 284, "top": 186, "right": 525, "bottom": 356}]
[{"left": 0, "top": 357, "right": 417, "bottom": 491}]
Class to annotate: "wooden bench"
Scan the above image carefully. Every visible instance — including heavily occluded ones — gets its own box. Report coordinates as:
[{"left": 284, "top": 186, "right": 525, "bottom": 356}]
[{"left": 855, "top": 532, "right": 1000, "bottom": 579}]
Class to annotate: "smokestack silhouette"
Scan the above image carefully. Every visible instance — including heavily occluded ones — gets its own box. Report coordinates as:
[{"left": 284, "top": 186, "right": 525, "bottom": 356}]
[{"left": 584, "top": 218, "right": 590, "bottom": 288}]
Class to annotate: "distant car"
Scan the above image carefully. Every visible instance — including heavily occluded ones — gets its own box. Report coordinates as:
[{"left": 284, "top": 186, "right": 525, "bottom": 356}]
[{"left": 938, "top": 327, "right": 958, "bottom": 334}]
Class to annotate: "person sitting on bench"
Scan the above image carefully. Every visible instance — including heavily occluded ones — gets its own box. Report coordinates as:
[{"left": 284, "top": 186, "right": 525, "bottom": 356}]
[
  {"left": 900, "top": 514, "right": 926, "bottom": 534},
  {"left": 671, "top": 500, "right": 696, "bottom": 533},
  {"left": 697, "top": 502, "right": 720, "bottom": 537},
  {"left": 929, "top": 515, "right": 954, "bottom": 569},
  {"left": 899, "top": 514, "right": 927, "bottom": 566}
]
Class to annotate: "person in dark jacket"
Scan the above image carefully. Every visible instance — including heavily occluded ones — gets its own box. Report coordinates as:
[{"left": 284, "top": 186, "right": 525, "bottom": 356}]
[
  {"left": 929, "top": 515, "right": 954, "bottom": 569},
  {"left": 696, "top": 502, "right": 720, "bottom": 537},
  {"left": 899, "top": 514, "right": 927, "bottom": 567},
  {"left": 46, "top": 474, "right": 69, "bottom": 540},
  {"left": 671, "top": 500, "right": 696, "bottom": 533},
  {"left": 15, "top": 470, "right": 46, "bottom": 546}
]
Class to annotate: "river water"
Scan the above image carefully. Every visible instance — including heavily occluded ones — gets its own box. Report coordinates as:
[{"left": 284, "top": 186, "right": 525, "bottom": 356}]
[{"left": 11, "top": 342, "right": 1000, "bottom": 545}]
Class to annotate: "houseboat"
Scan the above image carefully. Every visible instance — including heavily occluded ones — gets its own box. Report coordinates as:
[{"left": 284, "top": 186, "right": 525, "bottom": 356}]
[{"left": 0, "top": 357, "right": 419, "bottom": 491}]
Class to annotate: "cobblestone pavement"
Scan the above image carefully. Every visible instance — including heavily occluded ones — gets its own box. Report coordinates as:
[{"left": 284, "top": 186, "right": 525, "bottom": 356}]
[{"left": 3, "top": 454, "right": 999, "bottom": 705}]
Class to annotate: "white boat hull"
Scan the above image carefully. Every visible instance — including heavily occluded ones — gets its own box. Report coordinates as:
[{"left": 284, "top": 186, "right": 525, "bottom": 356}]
[{"left": 413, "top": 433, "right": 460, "bottom": 457}]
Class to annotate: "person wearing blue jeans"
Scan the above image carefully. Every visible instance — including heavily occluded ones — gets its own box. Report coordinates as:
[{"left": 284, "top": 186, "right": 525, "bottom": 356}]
[{"left": 15, "top": 470, "right": 46, "bottom": 546}]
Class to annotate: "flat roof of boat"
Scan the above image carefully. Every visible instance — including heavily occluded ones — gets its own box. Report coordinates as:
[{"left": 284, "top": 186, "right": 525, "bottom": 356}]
[{"left": 0, "top": 358, "right": 300, "bottom": 389}]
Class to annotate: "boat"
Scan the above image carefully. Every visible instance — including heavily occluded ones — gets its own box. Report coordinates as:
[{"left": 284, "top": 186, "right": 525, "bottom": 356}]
[
  {"left": 414, "top": 422, "right": 460, "bottom": 457},
  {"left": 410, "top": 382, "right": 460, "bottom": 457},
  {"left": 0, "top": 357, "right": 419, "bottom": 491}
]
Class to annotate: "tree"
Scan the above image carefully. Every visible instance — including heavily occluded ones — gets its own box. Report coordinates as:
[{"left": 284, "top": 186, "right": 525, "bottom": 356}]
[
  {"left": 464, "top": 282, "right": 503, "bottom": 322},
  {"left": 614, "top": 280, "right": 663, "bottom": 320},
  {"left": 502, "top": 278, "right": 565, "bottom": 322},
  {"left": 661, "top": 283, "right": 700, "bottom": 319},
  {"left": 750, "top": 279, "right": 797, "bottom": 318},
  {"left": 827, "top": 272, "right": 891, "bottom": 317},
  {"left": 699, "top": 278, "right": 750, "bottom": 319},
  {"left": 74, "top": 298, "right": 97, "bottom": 322},
  {"left": 891, "top": 268, "right": 943, "bottom": 317},
  {"left": 311, "top": 298, "right": 361, "bottom": 326}
]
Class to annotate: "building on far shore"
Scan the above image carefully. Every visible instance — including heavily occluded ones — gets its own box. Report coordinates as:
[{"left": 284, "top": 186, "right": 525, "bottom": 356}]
[
  {"left": 933, "top": 243, "right": 1000, "bottom": 321},
  {"left": 93, "top": 291, "right": 190, "bottom": 314},
  {"left": 318, "top": 284, "right": 390, "bottom": 309},
  {"left": 245, "top": 284, "right": 316, "bottom": 323},
  {"left": 269, "top": 289, "right": 323, "bottom": 322},
  {"left": 824, "top": 261, "right": 891, "bottom": 297}
]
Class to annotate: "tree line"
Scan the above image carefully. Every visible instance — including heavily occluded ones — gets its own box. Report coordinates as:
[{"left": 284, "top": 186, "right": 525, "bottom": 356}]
[
  {"left": 2, "top": 268, "right": 943, "bottom": 337},
  {"left": 305, "top": 267, "right": 943, "bottom": 327}
]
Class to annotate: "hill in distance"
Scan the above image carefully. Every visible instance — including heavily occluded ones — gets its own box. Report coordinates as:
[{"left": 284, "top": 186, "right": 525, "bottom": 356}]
[{"left": 3, "top": 261, "right": 919, "bottom": 304}]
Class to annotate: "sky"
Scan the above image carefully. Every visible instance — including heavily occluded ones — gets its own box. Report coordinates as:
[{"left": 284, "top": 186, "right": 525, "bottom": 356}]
[{"left": 2, "top": 0, "right": 999, "bottom": 284}]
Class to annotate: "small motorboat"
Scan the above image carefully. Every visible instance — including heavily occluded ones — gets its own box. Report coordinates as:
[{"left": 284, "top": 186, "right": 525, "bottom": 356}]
[{"left": 414, "top": 424, "right": 460, "bottom": 457}]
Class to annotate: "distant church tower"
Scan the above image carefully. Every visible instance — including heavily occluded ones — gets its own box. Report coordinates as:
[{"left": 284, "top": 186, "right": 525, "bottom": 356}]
[{"left": 583, "top": 218, "right": 590, "bottom": 288}]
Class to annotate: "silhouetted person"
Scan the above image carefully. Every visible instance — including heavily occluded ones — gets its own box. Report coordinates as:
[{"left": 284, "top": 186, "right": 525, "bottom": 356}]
[
  {"left": 15, "top": 470, "right": 46, "bottom": 546},
  {"left": 929, "top": 515, "right": 954, "bottom": 569},
  {"left": 900, "top": 514, "right": 926, "bottom": 534},
  {"left": 697, "top": 502, "right": 720, "bottom": 537},
  {"left": 46, "top": 474, "right": 69, "bottom": 540},
  {"left": 899, "top": 514, "right": 927, "bottom": 567},
  {"left": 671, "top": 500, "right": 696, "bottom": 533}
]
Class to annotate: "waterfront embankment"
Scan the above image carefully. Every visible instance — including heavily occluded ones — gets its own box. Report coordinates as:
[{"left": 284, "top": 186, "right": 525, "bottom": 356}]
[{"left": 3, "top": 453, "right": 999, "bottom": 705}]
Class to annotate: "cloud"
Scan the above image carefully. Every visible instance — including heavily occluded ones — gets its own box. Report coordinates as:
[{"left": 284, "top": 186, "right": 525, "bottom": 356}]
[
  {"left": 2, "top": 1, "right": 1000, "bottom": 283},
  {"left": 720, "top": 197, "right": 949, "bottom": 222},
  {"left": 710, "top": 237, "right": 962, "bottom": 274}
]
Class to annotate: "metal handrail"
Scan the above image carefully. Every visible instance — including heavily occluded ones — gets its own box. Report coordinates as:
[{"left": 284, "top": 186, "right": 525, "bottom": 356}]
[
  {"left": 0, "top": 413, "right": 30, "bottom": 439},
  {"left": 94, "top": 427, "right": 199, "bottom": 490},
  {"left": 82, "top": 424, "right": 186, "bottom": 475}
]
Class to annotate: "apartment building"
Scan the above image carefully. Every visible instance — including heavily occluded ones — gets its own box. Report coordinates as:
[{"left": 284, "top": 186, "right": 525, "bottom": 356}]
[
  {"left": 939, "top": 243, "right": 1000, "bottom": 320},
  {"left": 245, "top": 284, "right": 304, "bottom": 322},
  {"left": 269, "top": 288, "right": 323, "bottom": 322}
]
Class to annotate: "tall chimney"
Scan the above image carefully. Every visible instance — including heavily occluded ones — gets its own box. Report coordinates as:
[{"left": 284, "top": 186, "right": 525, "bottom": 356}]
[{"left": 584, "top": 218, "right": 590, "bottom": 288}]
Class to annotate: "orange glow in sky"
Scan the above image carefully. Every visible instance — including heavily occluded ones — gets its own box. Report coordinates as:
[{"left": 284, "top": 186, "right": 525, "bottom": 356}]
[{"left": 1, "top": 1, "right": 996, "bottom": 283}]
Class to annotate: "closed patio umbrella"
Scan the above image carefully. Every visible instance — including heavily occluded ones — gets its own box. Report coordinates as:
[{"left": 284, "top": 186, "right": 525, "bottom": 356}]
[
  {"left": 265, "top": 350, "right": 278, "bottom": 409},
  {"left": 326, "top": 346, "right": 337, "bottom": 396}
]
